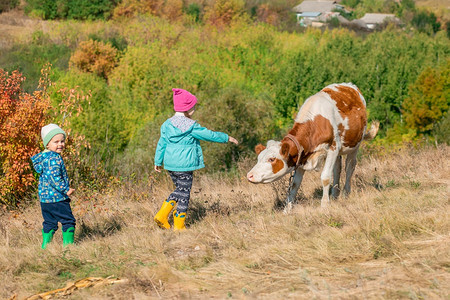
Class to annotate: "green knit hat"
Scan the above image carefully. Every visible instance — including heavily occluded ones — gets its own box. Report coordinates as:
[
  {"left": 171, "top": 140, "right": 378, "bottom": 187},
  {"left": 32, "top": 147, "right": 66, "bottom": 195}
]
[{"left": 41, "top": 124, "right": 66, "bottom": 147}]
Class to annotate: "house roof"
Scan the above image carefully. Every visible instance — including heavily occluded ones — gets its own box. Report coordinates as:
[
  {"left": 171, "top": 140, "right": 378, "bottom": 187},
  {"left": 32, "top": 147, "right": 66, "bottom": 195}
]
[
  {"left": 298, "top": 12, "right": 322, "bottom": 17},
  {"left": 292, "top": 1, "right": 337, "bottom": 13},
  {"left": 359, "top": 13, "right": 399, "bottom": 24}
]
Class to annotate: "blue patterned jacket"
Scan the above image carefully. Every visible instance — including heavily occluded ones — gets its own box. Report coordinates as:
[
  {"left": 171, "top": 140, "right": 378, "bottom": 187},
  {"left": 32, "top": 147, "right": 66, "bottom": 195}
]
[{"left": 31, "top": 150, "right": 70, "bottom": 203}]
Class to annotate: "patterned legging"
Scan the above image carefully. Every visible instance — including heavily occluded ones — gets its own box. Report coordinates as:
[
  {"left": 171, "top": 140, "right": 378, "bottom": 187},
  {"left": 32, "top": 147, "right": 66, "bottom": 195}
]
[{"left": 167, "top": 171, "right": 193, "bottom": 214}]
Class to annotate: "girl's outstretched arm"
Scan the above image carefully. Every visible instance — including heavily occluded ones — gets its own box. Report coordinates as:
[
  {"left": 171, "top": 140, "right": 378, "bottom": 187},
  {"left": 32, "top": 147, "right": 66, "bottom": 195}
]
[{"left": 191, "top": 123, "right": 229, "bottom": 143}]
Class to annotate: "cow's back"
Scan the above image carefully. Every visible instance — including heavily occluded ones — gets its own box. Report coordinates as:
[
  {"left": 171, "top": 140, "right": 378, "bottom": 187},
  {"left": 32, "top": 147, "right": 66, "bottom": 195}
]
[{"left": 294, "top": 83, "right": 368, "bottom": 152}]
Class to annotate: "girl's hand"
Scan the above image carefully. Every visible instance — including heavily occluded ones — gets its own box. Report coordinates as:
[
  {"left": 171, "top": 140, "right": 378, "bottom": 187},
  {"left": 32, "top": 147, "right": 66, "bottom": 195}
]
[
  {"left": 154, "top": 165, "right": 162, "bottom": 173},
  {"left": 228, "top": 136, "right": 239, "bottom": 145},
  {"left": 67, "top": 188, "right": 75, "bottom": 196}
]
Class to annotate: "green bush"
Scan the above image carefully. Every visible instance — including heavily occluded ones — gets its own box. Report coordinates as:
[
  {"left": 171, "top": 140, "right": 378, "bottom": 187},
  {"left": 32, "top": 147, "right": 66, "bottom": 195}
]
[
  {"left": 48, "top": 70, "right": 123, "bottom": 160},
  {"left": 411, "top": 10, "right": 441, "bottom": 35},
  {"left": 184, "top": 3, "right": 202, "bottom": 23},
  {"left": 67, "top": 0, "right": 116, "bottom": 20},
  {"left": 403, "top": 60, "right": 449, "bottom": 134},
  {"left": 25, "top": 0, "right": 117, "bottom": 20}
]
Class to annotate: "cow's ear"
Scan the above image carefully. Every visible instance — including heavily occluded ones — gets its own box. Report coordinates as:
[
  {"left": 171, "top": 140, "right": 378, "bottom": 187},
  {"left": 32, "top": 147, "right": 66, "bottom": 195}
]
[
  {"left": 255, "top": 144, "right": 266, "bottom": 155},
  {"left": 280, "top": 142, "right": 290, "bottom": 158}
]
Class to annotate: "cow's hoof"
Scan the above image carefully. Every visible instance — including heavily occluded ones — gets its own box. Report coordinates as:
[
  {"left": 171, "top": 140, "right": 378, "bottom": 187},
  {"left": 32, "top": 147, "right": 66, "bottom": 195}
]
[
  {"left": 320, "top": 199, "right": 330, "bottom": 209},
  {"left": 283, "top": 202, "right": 293, "bottom": 214}
]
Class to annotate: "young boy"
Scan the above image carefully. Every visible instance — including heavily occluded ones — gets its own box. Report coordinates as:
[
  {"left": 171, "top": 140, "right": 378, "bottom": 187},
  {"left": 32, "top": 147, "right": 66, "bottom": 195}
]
[{"left": 31, "top": 124, "right": 76, "bottom": 249}]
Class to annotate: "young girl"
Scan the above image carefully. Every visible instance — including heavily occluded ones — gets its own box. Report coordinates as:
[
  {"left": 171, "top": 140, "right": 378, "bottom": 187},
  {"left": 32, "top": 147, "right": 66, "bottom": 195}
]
[
  {"left": 154, "top": 88, "right": 238, "bottom": 230},
  {"left": 31, "top": 124, "right": 76, "bottom": 249}
]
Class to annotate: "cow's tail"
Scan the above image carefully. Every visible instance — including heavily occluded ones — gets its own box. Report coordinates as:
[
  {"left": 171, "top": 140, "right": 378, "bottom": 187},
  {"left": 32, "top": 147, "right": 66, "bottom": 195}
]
[{"left": 364, "top": 121, "right": 380, "bottom": 140}]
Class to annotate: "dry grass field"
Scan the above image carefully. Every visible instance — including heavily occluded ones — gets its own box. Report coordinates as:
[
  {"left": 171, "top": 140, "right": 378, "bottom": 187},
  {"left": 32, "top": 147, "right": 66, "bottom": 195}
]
[{"left": 1, "top": 145, "right": 449, "bottom": 299}]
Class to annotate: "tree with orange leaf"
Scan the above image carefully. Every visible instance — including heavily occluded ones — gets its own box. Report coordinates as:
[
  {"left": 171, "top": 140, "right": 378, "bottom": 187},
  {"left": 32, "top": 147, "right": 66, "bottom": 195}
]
[{"left": 0, "top": 68, "right": 50, "bottom": 206}]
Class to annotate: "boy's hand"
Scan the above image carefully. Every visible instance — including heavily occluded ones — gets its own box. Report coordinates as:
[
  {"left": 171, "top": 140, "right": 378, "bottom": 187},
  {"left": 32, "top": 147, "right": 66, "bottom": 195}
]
[
  {"left": 228, "top": 136, "right": 239, "bottom": 145},
  {"left": 154, "top": 165, "right": 162, "bottom": 173},
  {"left": 67, "top": 188, "right": 75, "bottom": 196}
]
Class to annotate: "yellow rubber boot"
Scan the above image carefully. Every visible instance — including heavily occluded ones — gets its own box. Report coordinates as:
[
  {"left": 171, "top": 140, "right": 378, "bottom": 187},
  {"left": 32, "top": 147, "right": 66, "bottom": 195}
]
[
  {"left": 154, "top": 200, "right": 176, "bottom": 229},
  {"left": 173, "top": 211, "right": 186, "bottom": 231}
]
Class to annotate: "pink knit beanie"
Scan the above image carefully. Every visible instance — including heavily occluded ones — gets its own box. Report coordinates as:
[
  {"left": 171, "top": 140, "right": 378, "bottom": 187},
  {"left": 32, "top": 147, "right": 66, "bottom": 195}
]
[{"left": 172, "top": 88, "right": 197, "bottom": 112}]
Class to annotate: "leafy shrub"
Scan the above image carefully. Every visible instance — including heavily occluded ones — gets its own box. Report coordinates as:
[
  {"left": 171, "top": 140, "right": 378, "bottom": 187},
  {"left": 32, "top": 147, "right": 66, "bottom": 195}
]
[
  {"left": 411, "top": 10, "right": 441, "bottom": 35},
  {"left": 196, "top": 86, "right": 276, "bottom": 171},
  {"left": 25, "top": 0, "right": 117, "bottom": 20},
  {"left": 249, "top": 0, "right": 298, "bottom": 30},
  {"left": 25, "top": 0, "right": 60, "bottom": 19},
  {"left": 69, "top": 39, "right": 118, "bottom": 79},
  {"left": 255, "top": 4, "right": 280, "bottom": 26},
  {"left": 204, "top": 0, "right": 246, "bottom": 27},
  {"left": 88, "top": 32, "right": 128, "bottom": 52},
  {"left": 161, "top": 0, "right": 183, "bottom": 21},
  {"left": 184, "top": 3, "right": 202, "bottom": 22},
  {"left": 0, "top": 69, "right": 50, "bottom": 206},
  {"left": 48, "top": 71, "right": 119, "bottom": 157},
  {"left": 112, "top": 0, "right": 163, "bottom": 18},
  {"left": 402, "top": 60, "right": 449, "bottom": 135},
  {"left": 67, "top": 0, "right": 116, "bottom": 20}
]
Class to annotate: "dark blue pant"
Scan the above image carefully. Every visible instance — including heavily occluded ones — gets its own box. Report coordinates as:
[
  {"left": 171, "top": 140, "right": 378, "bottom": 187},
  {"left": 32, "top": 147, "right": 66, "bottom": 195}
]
[
  {"left": 41, "top": 199, "right": 76, "bottom": 233},
  {"left": 167, "top": 171, "right": 193, "bottom": 214}
]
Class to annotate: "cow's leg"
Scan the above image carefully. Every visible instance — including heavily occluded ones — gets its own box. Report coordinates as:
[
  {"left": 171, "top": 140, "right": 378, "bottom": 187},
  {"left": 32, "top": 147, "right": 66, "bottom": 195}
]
[
  {"left": 331, "top": 155, "right": 342, "bottom": 199},
  {"left": 284, "top": 168, "right": 305, "bottom": 214},
  {"left": 320, "top": 149, "right": 339, "bottom": 208},
  {"left": 343, "top": 150, "right": 358, "bottom": 196}
]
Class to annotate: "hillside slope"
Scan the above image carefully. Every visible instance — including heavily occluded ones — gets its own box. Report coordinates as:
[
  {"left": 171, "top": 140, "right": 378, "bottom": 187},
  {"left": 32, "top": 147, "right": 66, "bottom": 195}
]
[{"left": 1, "top": 145, "right": 449, "bottom": 299}]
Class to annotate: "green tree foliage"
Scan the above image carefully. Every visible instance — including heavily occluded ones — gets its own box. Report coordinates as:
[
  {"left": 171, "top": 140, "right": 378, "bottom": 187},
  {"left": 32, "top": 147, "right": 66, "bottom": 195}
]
[
  {"left": 411, "top": 10, "right": 441, "bottom": 35},
  {"left": 67, "top": 0, "right": 117, "bottom": 20},
  {"left": 402, "top": 60, "right": 450, "bottom": 135},
  {"left": 273, "top": 28, "right": 449, "bottom": 132},
  {"left": 25, "top": 0, "right": 117, "bottom": 20},
  {"left": 184, "top": 3, "right": 202, "bottom": 22},
  {"left": 342, "top": 0, "right": 361, "bottom": 9},
  {"left": 48, "top": 71, "right": 120, "bottom": 156}
]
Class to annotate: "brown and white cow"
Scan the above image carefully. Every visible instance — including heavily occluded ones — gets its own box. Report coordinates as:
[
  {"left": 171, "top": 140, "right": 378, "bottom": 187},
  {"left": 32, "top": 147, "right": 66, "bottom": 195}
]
[{"left": 247, "top": 83, "right": 379, "bottom": 209}]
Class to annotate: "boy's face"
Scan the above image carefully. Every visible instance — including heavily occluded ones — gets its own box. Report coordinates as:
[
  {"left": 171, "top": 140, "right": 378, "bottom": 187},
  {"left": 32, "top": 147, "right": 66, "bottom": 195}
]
[{"left": 47, "top": 134, "right": 66, "bottom": 153}]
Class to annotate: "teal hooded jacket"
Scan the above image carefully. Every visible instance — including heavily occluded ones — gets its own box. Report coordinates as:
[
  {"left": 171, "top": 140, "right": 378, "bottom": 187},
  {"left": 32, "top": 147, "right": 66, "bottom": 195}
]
[{"left": 154, "top": 115, "right": 228, "bottom": 171}]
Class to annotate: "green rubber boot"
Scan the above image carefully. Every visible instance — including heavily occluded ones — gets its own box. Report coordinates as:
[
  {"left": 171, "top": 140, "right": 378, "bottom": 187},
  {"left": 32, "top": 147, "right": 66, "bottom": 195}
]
[
  {"left": 42, "top": 229, "right": 55, "bottom": 249},
  {"left": 62, "top": 227, "right": 75, "bottom": 246}
]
